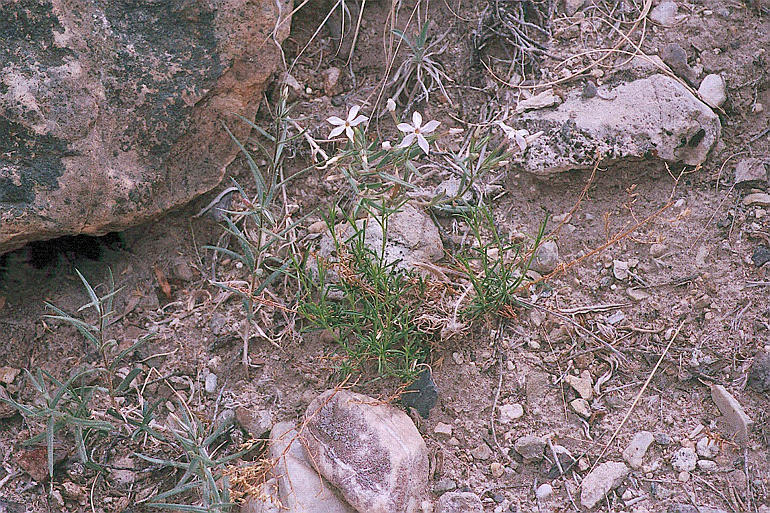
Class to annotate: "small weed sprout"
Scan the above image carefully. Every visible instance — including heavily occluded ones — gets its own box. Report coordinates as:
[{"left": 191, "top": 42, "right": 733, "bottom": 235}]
[
  {"left": 135, "top": 405, "right": 247, "bottom": 512},
  {"left": 386, "top": 21, "right": 453, "bottom": 110}
]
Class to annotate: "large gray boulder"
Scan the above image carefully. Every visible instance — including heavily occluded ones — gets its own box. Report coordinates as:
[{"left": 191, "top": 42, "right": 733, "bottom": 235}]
[
  {"left": 514, "top": 74, "right": 720, "bottom": 175},
  {"left": 0, "top": 0, "right": 291, "bottom": 254},
  {"left": 301, "top": 389, "right": 429, "bottom": 513}
]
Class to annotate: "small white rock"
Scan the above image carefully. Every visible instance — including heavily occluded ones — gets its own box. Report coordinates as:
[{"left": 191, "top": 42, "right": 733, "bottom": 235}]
[
  {"left": 566, "top": 371, "right": 593, "bottom": 400},
  {"left": 695, "top": 437, "right": 719, "bottom": 459},
  {"left": 623, "top": 431, "right": 654, "bottom": 469},
  {"left": 697, "top": 459, "right": 718, "bottom": 472},
  {"left": 204, "top": 373, "right": 218, "bottom": 395},
  {"left": 671, "top": 447, "right": 697, "bottom": 472},
  {"left": 570, "top": 398, "right": 591, "bottom": 418},
  {"left": 698, "top": 74, "right": 727, "bottom": 109},
  {"left": 650, "top": 1, "right": 678, "bottom": 26},
  {"left": 580, "top": 461, "right": 629, "bottom": 509},
  {"left": 499, "top": 403, "right": 524, "bottom": 423},
  {"left": 434, "top": 422, "right": 453, "bottom": 438},
  {"left": 536, "top": 483, "right": 553, "bottom": 500}
]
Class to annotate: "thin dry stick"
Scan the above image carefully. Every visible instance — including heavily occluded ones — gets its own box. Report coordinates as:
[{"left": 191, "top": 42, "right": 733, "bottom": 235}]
[{"left": 591, "top": 319, "right": 685, "bottom": 469}]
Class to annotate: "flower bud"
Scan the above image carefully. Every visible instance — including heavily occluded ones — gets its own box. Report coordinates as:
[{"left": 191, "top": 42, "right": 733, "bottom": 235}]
[{"left": 386, "top": 98, "right": 396, "bottom": 112}]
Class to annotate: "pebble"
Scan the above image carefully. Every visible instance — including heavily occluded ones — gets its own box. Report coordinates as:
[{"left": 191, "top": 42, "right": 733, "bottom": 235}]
[
  {"left": 435, "top": 491, "right": 483, "bottom": 513},
  {"left": 490, "top": 462, "right": 504, "bottom": 478},
  {"left": 613, "top": 260, "right": 629, "bottom": 280},
  {"left": 322, "top": 67, "right": 342, "bottom": 96},
  {"left": 650, "top": 243, "right": 667, "bottom": 258},
  {"left": 743, "top": 192, "right": 770, "bottom": 207},
  {"left": 623, "top": 431, "right": 654, "bottom": 469},
  {"left": 734, "top": 158, "right": 768, "bottom": 186},
  {"left": 204, "top": 373, "right": 218, "bottom": 395},
  {"left": 654, "top": 432, "right": 672, "bottom": 445},
  {"left": 671, "top": 447, "right": 697, "bottom": 472},
  {"left": 748, "top": 352, "right": 770, "bottom": 392},
  {"left": 711, "top": 384, "right": 753, "bottom": 443},
  {"left": 698, "top": 74, "right": 727, "bottom": 109},
  {"left": 535, "top": 483, "right": 553, "bottom": 500},
  {"left": 0, "top": 367, "right": 19, "bottom": 385},
  {"left": 580, "top": 461, "right": 629, "bottom": 509},
  {"left": 752, "top": 246, "right": 770, "bottom": 267},
  {"left": 472, "top": 443, "right": 493, "bottom": 461},
  {"left": 697, "top": 459, "right": 718, "bottom": 472},
  {"left": 434, "top": 422, "right": 453, "bottom": 438},
  {"left": 513, "top": 435, "right": 546, "bottom": 461},
  {"left": 650, "top": 1, "right": 678, "bottom": 26},
  {"left": 570, "top": 398, "right": 591, "bottom": 418},
  {"left": 678, "top": 470, "right": 690, "bottom": 482},
  {"left": 498, "top": 403, "right": 524, "bottom": 423},
  {"left": 660, "top": 43, "right": 698, "bottom": 86},
  {"left": 565, "top": 0, "right": 584, "bottom": 15},
  {"left": 530, "top": 241, "right": 559, "bottom": 274},
  {"left": 695, "top": 437, "right": 719, "bottom": 459},
  {"left": 627, "top": 288, "right": 651, "bottom": 301},
  {"left": 566, "top": 371, "right": 593, "bottom": 400},
  {"left": 433, "top": 478, "right": 457, "bottom": 495},
  {"left": 235, "top": 408, "right": 273, "bottom": 438}
]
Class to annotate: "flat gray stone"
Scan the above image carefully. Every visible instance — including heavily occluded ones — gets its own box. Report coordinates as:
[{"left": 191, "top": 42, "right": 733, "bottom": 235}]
[
  {"left": 734, "top": 158, "right": 768, "bottom": 186},
  {"left": 711, "top": 384, "right": 753, "bottom": 444},
  {"left": 580, "top": 461, "right": 629, "bottom": 509},
  {"left": 514, "top": 74, "right": 720, "bottom": 175},
  {"left": 622, "top": 431, "right": 653, "bottom": 469},
  {"left": 435, "top": 491, "right": 483, "bottom": 513},
  {"left": 514, "top": 435, "right": 546, "bottom": 462}
]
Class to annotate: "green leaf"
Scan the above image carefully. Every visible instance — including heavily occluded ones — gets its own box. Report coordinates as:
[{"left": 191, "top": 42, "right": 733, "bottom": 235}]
[{"left": 115, "top": 368, "right": 142, "bottom": 394}]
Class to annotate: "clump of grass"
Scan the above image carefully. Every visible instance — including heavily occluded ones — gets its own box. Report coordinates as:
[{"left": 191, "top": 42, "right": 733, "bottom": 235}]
[
  {"left": 454, "top": 206, "right": 547, "bottom": 319},
  {"left": 385, "top": 21, "right": 453, "bottom": 110},
  {"left": 294, "top": 206, "right": 432, "bottom": 381}
]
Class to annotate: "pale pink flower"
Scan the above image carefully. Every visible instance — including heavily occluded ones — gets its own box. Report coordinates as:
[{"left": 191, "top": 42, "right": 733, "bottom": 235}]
[
  {"left": 398, "top": 112, "right": 440, "bottom": 155},
  {"left": 327, "top": 105, "right": 368, "bottom": 140}
]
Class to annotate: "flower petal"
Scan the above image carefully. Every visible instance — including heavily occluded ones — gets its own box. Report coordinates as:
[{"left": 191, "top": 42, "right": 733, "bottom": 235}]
[
  {"left": 417, "top": 134, "right": 430, "bottom": 155},
  {"left": 412, "top": 111, "right": 422, "bottom": 128},
  {"left": 345, "top": 126, "right": 354, "bottom": 141},
  {"left": 514, "top": 133, "right": 527, "bottom": 152},
  {"left": 399, "top": 132, "right": 416, "bottom": 148},
  {"left": 348, "top": 105, "right": 361, "bottom": 121},
  {"left": 421, "top": 120, "right": 441, "bottom": 134},
  {"left": 327, "top": 116, "right": 346, "bottom": 126},
  {"left": 329, "top": 125, "right": 346, "bottom": 138},
  {"left": 349, "top": 115, "right": 369, "bottom": 126},
  {"left": 386, "top": 98, "right": 396, "bottom": 112},
  {"left": 397, "top": 123, "right": 415, "bottom": 133}
]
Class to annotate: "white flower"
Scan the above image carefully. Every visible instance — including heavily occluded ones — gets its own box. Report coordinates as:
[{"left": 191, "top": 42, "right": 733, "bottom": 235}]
[
  {"left": 496, "top": 120, "right": 529, "bottom": 152},
  {"left": 327, "top": 105, "right": 368, "bottom": 141},
  {"left": 398, "top": 112, "right": 440, "bottom": 155},
  {"left": 386, "top": 98, "right": 397, "bottom": 112},
  {"left": 382, "top": 141, "right": 392, "bottom": 150}
]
